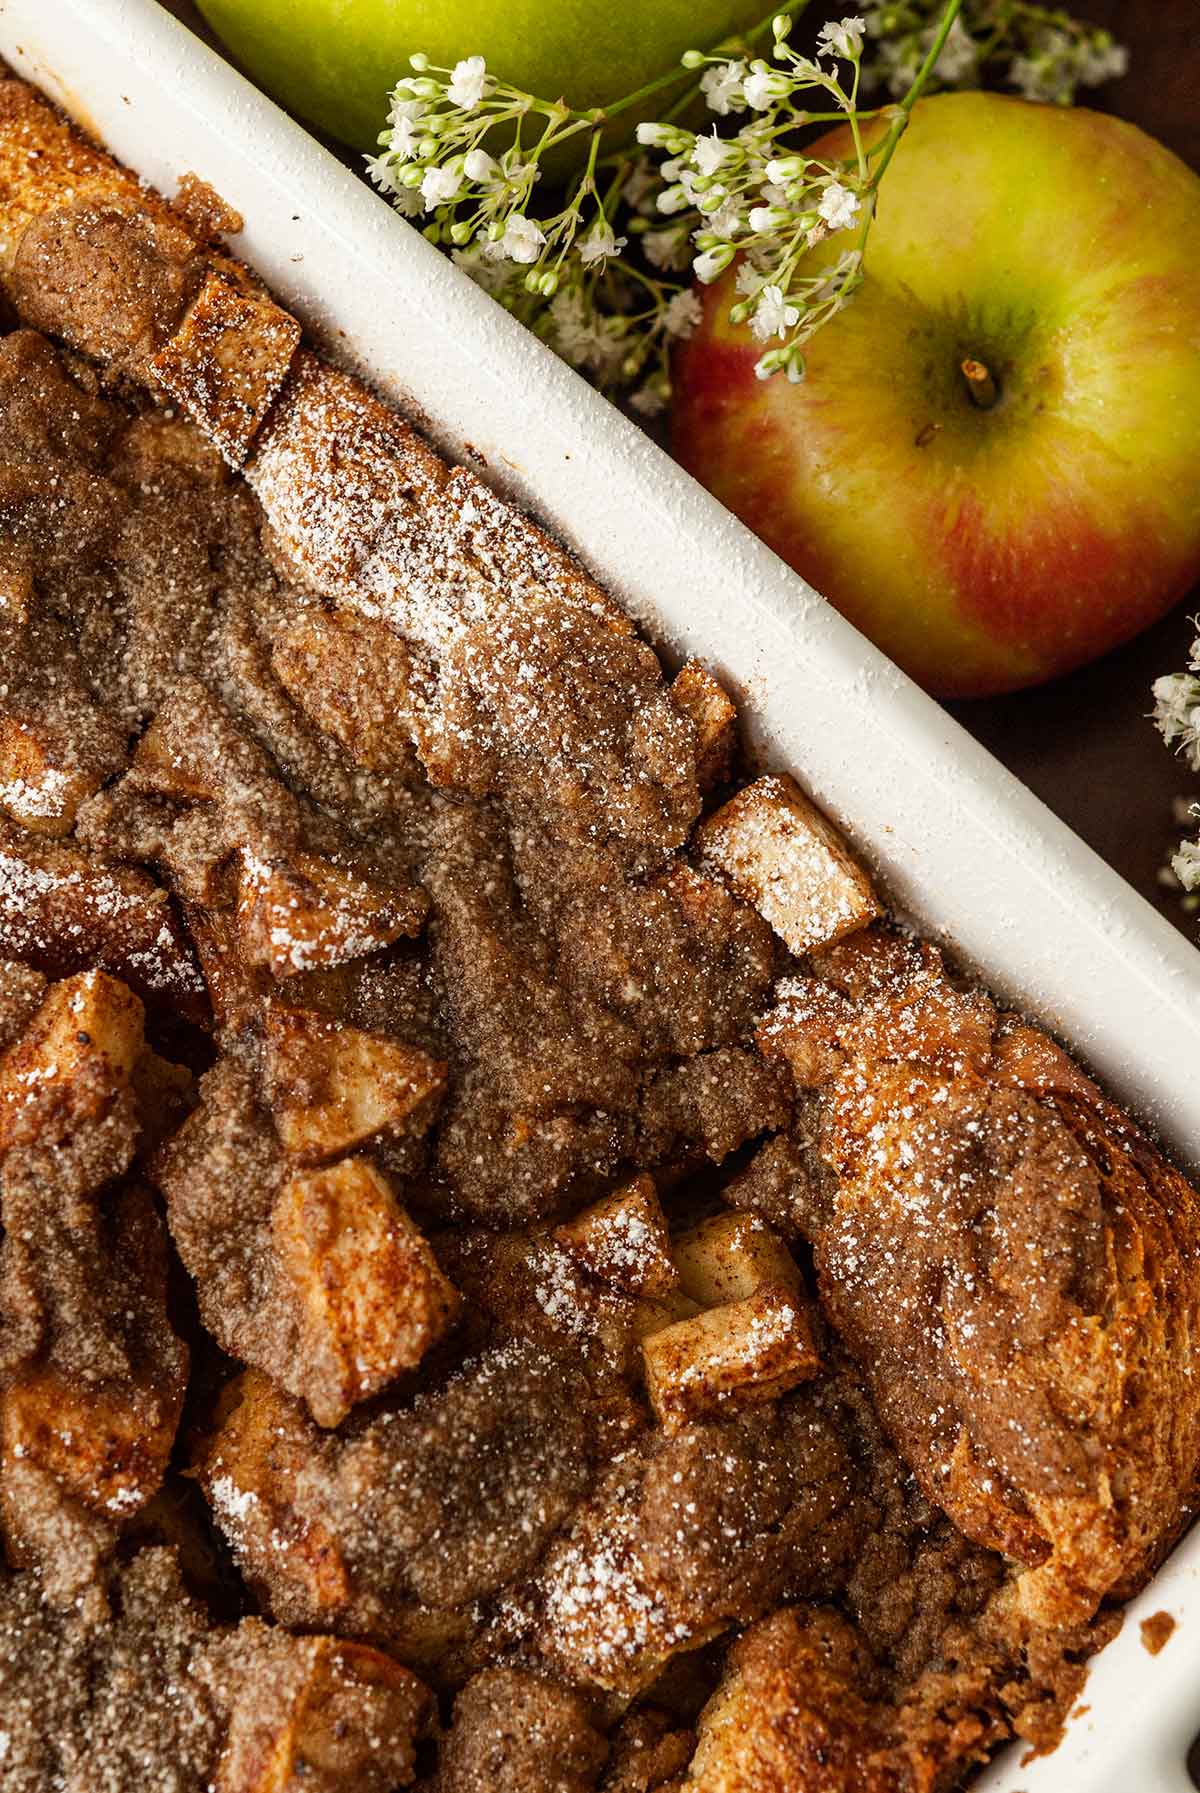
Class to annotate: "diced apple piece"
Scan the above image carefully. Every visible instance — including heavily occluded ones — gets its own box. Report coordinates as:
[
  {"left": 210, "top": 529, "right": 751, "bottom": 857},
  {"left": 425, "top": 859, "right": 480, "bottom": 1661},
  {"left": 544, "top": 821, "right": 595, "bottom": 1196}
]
[
  {"left": 217, "top": 1633, "right": 433, "bottom": 1793},
  {"left": 0, "top": 714, "right": 105, "bottom": 835},
  {"left": 697, "top": 775, "right": 880, "bottom": 957},
  {"left": 0, "top": 827, "right": 206, "bottom": 1014},
  {"left": 273, "top": 1157, "right": 460, "bottom": 1426},
  {"left": 0, "top": 968, "right": 143, "bottom": 1151},
  {"left": 263, "top": 1003, "right": 446, "bottom": 1164},
  {"left": 672, "top": 1211, "right": 800, "bottom": 1308},
  {"left": 0, "top": 1360, "right": 179, "bottom": 1521},
  {"left": 237, "top": 848, "right": 427, "bottom": 979},
  {"left": 198, "top": 1371, "right": 353, "bottom": 1616},
  {"left": 642, "top": 1284, "right": 820, "bottom": 1433},
  {"left": 671, "top": 661, "right": 736, "bottom": 793},
  {"left": 552, "top": 1174, "right": 679, "bottom": 1299},
  {"left": 149, "top": 268, "right": 301, "bottom": 465}
]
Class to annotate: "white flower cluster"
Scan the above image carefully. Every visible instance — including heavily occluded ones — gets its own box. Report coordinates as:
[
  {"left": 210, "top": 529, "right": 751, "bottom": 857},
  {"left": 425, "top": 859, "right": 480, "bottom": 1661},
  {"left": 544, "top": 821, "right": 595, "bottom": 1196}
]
[
  {"left": 859, "top": 2, "right": 1127, "bottom": 106},
  {"left": 1009, "top": 25, "right": 1127, "bottom": 106},
  {"left": 368, "top": 53, "right": 561, "bottom": 266},
  {"left": 1154, "top": 649, "right": 1200, "bottom": 773},
  {"left": 369, "top": 1, "right": 1125, "bottom": 411},
  {"left": 1153, "top": 640, "right": 1200, "bottom": 893},
  {"left": 631, "top": 11, "right": 872, "bottom": 380}
]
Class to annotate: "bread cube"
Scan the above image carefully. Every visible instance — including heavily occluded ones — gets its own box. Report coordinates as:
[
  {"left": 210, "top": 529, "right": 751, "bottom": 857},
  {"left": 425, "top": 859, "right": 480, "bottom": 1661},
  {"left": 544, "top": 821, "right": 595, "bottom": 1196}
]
[
  {"left": 697, "top": 775, "right": 879, "bottom": 957},
  {"left": 270, "top": 609, "right": 425, "bottom": 775},
  {"left": 149, "top": 268, "right": 301, "bottom": 465},
  {"left": 216, "top": 1632, "right": 433, "bottom": 1793},
  {"left": 671, "top": 661, "right": 737, "bottom": 793},
  {"left": 552, "top": 1174, "right": 679, "bottom": 1299},
  {"left": 237, "top": 849, "right": 427, "bottom": 979},
  {"left": 263, "top": 1003, "right": 446, "bottom": 1164},
  {"left": 643, "top": 1284, "right": 820, "bottom": 1432},
  {"left": 672, "top": 1211, "right": 800, "bottom": 1308},
  {"left": 0, "top": 714, "right": 104, "bottom": 835},
  {"left": 273, "top": 1157, "right": 460, "bottom": 1426},
  {"left": 755, "top": 975, "right": 853, "bottom": 1089},
  {"left": 0, "top": 968, "right": 143, "bottom": 1150},
  {"left": 0, "top": 828, "right": 206, "bottom": 1014}
]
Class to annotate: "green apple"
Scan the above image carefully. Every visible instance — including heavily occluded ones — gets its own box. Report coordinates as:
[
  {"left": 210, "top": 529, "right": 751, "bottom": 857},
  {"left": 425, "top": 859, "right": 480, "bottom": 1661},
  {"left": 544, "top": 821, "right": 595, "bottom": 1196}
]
[
  {"left": 195, "top": 0, "right": 767, "bottom": 153},
  {"left": 671, "top": 94, "right": 1200, "bottom": 698}
]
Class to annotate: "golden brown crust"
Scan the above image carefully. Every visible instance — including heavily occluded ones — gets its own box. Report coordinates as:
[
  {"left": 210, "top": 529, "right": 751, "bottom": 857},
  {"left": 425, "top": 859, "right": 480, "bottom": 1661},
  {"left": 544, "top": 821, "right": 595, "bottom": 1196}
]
[{"left": 763, "top": 927, "right": 1200, "bottom": 1627}]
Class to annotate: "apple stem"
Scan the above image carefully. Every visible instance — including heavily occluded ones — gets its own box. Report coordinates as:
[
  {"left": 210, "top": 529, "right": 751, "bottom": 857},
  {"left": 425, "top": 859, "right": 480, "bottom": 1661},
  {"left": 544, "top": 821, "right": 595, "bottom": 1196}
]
[{"left": 961, "top": 358, "right": 998, "bottom": 410}]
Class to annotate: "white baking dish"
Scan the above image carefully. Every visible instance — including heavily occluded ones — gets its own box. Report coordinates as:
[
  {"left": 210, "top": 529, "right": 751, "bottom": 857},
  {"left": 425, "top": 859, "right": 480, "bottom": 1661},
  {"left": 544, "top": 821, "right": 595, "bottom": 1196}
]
[{"left": 2, "top": 0, "right": 1197, "bottom": 1784}]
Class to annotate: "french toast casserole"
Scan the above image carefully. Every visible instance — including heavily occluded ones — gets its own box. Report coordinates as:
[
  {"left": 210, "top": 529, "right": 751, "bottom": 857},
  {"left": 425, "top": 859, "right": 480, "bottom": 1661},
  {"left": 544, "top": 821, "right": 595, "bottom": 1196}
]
[{"left": 0, "top": 66, "right": 1198, "bottom": 1793}]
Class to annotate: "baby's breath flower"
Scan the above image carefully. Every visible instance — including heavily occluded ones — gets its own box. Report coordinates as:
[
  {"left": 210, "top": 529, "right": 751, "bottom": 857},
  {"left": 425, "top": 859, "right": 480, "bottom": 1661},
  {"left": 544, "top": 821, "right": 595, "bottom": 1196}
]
[
  {"left": 936, "top": 16, "right": 978, "bottom": 83},
  {"left": 500, "top": 213, "right": 547, "bottom": 263},
  {"left": 706, "top": 200, "right": 745, "bottom": 239},
  {"left": 743, "top": 63, "right": 793, "bottom": 108},
  {"left": 642, "top": 225, "right": 690, "bottom": 271},
  {"left": 446, "top": 55, "right": 489, "bottom": 109},
  {"left": 579, "top": 223, "right": 627, "bottom": 265},
  {"left": 694, "top": 244, "right": 735, "bottom": 283},
  {"left": 816, "top": 16, "right": 866, "bottom": 60},
  {"left": 463, "top": 147, "right": 500, "bottom": 184},
  {"left": 699, "top": 58, "right": 748, "bottom": 116},
  {"left": 817, "top": 180, "right": 861, "bottom": 231},
  {"left": 656, "top": 183, "right": 693, "bottom": 217},
  {"left": 751, "top": 283, "right": 801, "bottom": 340},
  {"left": 630, "top": 378, "right": 669, "bottom": 417},
  {"left": 861, "top": 2, "right": 1127, "bottom": 105},
  {"left": 623, "top": 157, "right": 660, "bottom": 212},
  {"left": 1173, "top": 838, "right": 1200, "bottom": 892},
  {"left": 373, "top": 0, "right": 1122, "bottom": 419},
  {"left": 420, "top": 164, "right": 462, "bottom": 209},
  {"left": 663, "top": 289, "right": 704, "bottom": 339},
  {"left": 636, "top": 122, "right": 681, "bottom": 149},
  {"left": 692, "top": 131, "right": 730, "bottom": 176}
]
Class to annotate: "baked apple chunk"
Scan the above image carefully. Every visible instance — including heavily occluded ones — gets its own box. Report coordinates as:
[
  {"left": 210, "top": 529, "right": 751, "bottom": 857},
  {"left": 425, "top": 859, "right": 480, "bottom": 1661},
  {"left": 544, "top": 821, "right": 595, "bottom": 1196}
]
[
  {"left": 274, "top": 1157, "right": 459, "bottom": 1427},
  {"left": 0, "top": 970, "right": 188, "bottom": 1598},
  {"left": 263, "top": 1001, "right": 446, "bottom": 1163},
  {"left": 158, "top": 1047, "right": 456, "bottom": 1426},
  {"left": 642, "top": 1213, "right": 820, "bottom": 1433}
]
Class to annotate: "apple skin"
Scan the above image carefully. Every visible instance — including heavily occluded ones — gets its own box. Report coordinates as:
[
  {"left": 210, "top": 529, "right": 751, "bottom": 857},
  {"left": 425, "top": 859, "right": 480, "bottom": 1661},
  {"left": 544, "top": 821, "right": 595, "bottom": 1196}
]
[
  {"left": 671, "top": 93, "right": 1200, "bottom": 698},
  {"left": 195, "top": 0, "right": 767, "bottom": 154}
]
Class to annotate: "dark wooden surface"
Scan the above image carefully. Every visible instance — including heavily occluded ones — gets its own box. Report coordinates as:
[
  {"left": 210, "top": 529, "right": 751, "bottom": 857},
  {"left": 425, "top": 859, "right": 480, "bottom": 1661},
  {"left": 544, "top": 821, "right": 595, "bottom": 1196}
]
[
  {"left": 162, "top": 0, "right": 1200, "bottom": 937},
  {"left": 945, "top": 1, "right": 1200, "bottom": 938}
]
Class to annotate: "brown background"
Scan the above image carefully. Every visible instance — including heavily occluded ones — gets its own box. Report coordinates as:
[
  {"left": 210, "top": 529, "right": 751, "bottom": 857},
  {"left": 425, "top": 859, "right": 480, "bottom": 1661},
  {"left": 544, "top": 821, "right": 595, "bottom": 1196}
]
[{"left": 165, "top": 0, "right": 1200, "bottom": 938}]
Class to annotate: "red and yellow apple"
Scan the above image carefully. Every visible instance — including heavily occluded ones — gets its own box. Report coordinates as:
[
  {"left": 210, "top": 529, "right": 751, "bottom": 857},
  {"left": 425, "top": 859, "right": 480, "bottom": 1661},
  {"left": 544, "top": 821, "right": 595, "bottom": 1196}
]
[{"left": 671, "top": 93, "right": 1200, "bottom": 697}]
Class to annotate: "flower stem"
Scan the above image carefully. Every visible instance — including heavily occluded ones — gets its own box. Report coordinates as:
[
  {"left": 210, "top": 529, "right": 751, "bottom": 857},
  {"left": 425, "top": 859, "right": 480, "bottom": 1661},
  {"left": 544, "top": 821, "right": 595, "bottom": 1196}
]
[{"left": 868, "top": 0, "right": 964, "bottom": 189}]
